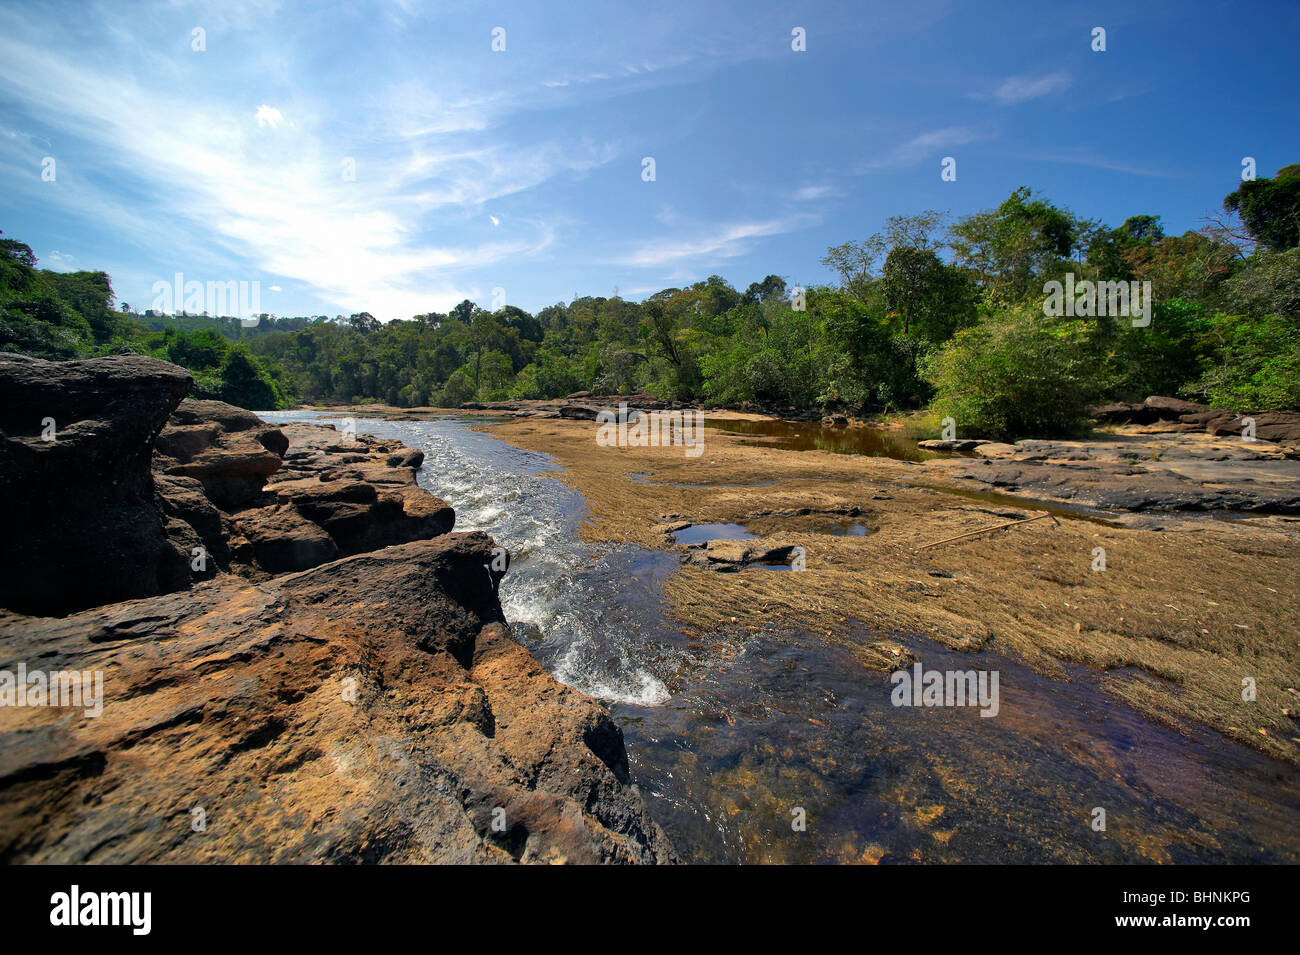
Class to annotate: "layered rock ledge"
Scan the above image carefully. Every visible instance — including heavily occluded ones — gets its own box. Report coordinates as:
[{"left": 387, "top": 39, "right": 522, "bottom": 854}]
[
  {"left": 0, "top": 354, "right": 673, "bottom": 864},
  {"left": 920, "top": 396, "right": 1300, "bottom": 515}
]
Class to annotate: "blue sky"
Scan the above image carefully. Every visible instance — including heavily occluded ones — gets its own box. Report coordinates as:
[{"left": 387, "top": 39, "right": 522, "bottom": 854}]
[{"left": 2, "top": 0, "right": 1297, "bottom": 320}]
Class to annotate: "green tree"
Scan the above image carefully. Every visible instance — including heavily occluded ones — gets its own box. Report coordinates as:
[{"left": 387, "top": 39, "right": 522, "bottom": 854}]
[
  {"left": 1224, "top": 165, "right": 1300, "bottom": 252},
  {"left": 219, "top": 346, "right": 280, "bottom": 410},
  {"left": 924, "top": 306, "right": 1103, "bottom": 439},
  {"left": 950, "top": 187, "right": 1081, "bottom": 301}
]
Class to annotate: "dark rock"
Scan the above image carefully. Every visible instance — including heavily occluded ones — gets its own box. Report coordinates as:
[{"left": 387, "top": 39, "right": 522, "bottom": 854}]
[
  {"left": 558, "top": 404, "right": 602, "bottom": 421},
  {"left": 1144, "top": 395, "right": 1210, "bottom": 418},
  {"left": 386, "top": 449, "right": 425, "bottom": 469},
  {"left": 1090, "top": 401, "right": 1149, "bottom": 424},
  {"left": 918, "top": 438, "right": 990, "bottom": 452},
  {"left": 1182, "top": 409, "right": 1300, "bottom": 445},
  {"left": 154, "top": 399, "right": 286, "bottom": 510},
  {"left": 0, "top": 353, "right": 193, "bottom": 615},
  {"left": 944, "top": 460, "right": 1300, "bottom": 513},
  {"left": 155, "top": 474, "right": 230, "bottom": 566},
  {"left": 234, "top": 505, "right": 341, "bottom": 573},
  {"left": 1090, "top": 397, "right": 1210, "bottom": 425}
]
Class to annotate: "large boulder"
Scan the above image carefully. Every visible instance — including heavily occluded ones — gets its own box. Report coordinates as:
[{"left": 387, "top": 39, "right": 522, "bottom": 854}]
[
  {"left": 154, "top": 399, "right": 287, "bottom": 510},
  {"left": 1181, "top": 408, "right": 1300, "bottom": 445},
  {"left": 0, "top": 353, "right": 193, "bottom": 615},
  {"left": 1090, "top": 396, "right": 1211, "bottom": 425},
  {"left": 1144, "top": 395, "right": 1210, "bottom": 418},
  {"left": 0, "top": 534, "right": 675, "bottom": 864}
]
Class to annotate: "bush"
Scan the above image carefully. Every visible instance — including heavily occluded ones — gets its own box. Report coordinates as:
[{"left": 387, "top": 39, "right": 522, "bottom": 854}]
[
  {"left": 1194, "top": 311, "right": 1300, "bottom": 409},
  {"left": 1093, "top": 299, "right": 1206, "bottom": 402},
  {"left": 219, "top": 346, "right": 280, "bottom": 410},
  {"left": 923, "top": 307, "right": 1103, "bottom": 439},
  {"left": 437, "top": 368, "right": 476, "bottom": 407}
]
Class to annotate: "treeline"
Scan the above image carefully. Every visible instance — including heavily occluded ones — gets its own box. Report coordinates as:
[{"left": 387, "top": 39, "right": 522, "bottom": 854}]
[
  {"left": 2, "top": 165, "right": 1297, "bottom": 437},
  {"left": 0, "top": 234, "right": 294, "bottom": 409}
]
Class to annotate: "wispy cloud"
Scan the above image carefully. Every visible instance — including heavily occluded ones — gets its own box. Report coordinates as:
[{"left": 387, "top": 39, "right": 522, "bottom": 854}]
[
  {"left": 990, "top": 71, "right": 1071, "bottom": 105},
  {"left": 857, "top": 126, "right": 984, "bottom": 171},
  {"left": 1026, "top": 150, "right": 1175, "bottom": 178},
  {"left": 0, "top": 10, "right": 614, "bottom": 318},
  {"left": 614, "top": 214, "right": 818, "bottom": 268},
  {"left": 794, "top": 184, "right": 838, "bottom": 201}
]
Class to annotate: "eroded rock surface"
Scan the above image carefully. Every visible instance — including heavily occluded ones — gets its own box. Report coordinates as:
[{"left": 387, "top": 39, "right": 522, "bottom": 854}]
[
  {"left": 153, "top": 403, "right": 454, "bottom": 581},
  {"left": 0, "top": 356, "right": 673, "bottom": 864},
  {"left": 0, "top": 353, "right": 194, "bottom": 615},
  {"left": 924, "top": 429, "right": 1300, "bottom": 513},
  {"left": 0, "top": 536, "right": 673, "bottom": 863}
]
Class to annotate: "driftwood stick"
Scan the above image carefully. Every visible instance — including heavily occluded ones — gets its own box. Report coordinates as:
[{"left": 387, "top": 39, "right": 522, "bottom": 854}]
[{"left": 919, "top": 511, "right": 1060, "bottom": 549}]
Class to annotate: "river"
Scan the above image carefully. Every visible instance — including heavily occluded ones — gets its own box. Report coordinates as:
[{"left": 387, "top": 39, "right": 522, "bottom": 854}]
[{"left": 260, "top": 410, "right": 1300, "bottom": 864}]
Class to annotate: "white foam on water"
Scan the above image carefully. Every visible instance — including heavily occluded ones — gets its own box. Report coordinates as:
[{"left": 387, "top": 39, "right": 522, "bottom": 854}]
[{"left": 260, "top": 412, "right": 680, "bottom": 708}]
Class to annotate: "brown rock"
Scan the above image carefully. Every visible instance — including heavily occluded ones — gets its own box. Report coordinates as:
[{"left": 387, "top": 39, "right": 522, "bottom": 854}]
[
  {"left": 154, "top": 400, "right": 287, "bottom": 511},
  {"left": 0, "top": 535, "right": 675, "bottom": 864},
  {"left": 1185, "top": 409, "right": 1300, "bottom": 445},
  {"left": 1143, "top": 395, "right": 1210, "bottom": 418},
  {"left": 234, "top": 506, "right": 341, "bottom": 573}
]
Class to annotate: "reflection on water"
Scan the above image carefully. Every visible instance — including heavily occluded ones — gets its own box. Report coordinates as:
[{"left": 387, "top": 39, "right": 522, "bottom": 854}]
[
  {"left": 911, "top": 483, "right": 1126, "bottom": 526},
  {"left": 824, "top": 521, "right": 870, "bottom": 536},
  {"left": 617, "top": 632, "right": 1300, "bottom": 864},
  {"left": 671, "top": 523, "right": 756, "bottom": 546},
  {"left": 705, "top": 417, "right": 940, "bottom": 461},
  {"left": 259, "top": 410, "right": 1300, "bottom": 864}
]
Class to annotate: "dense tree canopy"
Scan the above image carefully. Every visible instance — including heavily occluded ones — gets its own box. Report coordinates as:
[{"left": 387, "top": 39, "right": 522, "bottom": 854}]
[
  {"left": 1224, "top": 165, "right": 1300, "bottom": 252},
  {"left": 2, "top": 168, "right": 1297, "bottom": 432}
]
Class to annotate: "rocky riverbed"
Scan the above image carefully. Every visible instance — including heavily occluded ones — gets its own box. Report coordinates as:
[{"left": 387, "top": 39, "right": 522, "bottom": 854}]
[
  {"left": 258, "top": 405, "right": 1300, "bottom": 863},
  {"left": 5, "top": 356, "right": 1298, "bottom": 864},
  {"left": 0, "top": 353, "right": 673, "bottom": 864},
  {"left": 482, "top": 404, "right": 1300, "bottom": 771}
]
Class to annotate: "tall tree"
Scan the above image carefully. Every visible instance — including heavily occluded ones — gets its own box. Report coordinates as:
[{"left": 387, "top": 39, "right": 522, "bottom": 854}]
[{"left": 1224, "top": 165, "right": 1300, "bottom": 252}]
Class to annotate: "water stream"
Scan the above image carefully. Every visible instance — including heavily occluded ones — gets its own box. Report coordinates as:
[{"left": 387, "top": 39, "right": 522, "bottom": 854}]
[{"left": 260, "top": 410, "right": 1300, "bottom": 864}]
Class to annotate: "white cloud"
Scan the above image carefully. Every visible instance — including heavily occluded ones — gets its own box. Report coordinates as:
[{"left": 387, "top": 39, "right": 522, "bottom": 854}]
[
  {"left": 0, "top": 24, "right": 609, "bottom": 319},
  {"left": 254, "top": 104, "right": 284, "bottom": 128},
  {"left": 615, "top": 215, "right": 818, "bottom": 268},
  {"left": 858, "top": 126, "right": 983, "bottom": 171},
  {"left": 44, "top": 249, "right": 76, "bottom": 271},
  {"left": 268, "top": 284, "right": 282, "bottom": 292},
  {"left": 794, "top": 184, "right": 835, "bottom": 201},
  {"left": 991, "top": 72, "right": 1071, "bottom": 105},
  {"left": 489, "top": 215, "right": 500, "bottom": 227}
]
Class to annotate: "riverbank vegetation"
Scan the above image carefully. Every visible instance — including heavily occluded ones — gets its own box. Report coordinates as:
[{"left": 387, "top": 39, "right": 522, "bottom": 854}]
[{"left": 3, "top": 166, "right": 1297, "bottom": 438}]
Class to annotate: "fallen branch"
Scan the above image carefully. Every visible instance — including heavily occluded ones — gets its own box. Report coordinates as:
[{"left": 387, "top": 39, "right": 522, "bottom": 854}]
[{"left": 919, "top": 512, "right": 1061, "bottom": 549}]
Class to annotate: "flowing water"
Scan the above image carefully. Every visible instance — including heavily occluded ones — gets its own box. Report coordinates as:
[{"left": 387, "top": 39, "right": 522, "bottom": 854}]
[{"left": 260, "top": 410, "right": 1300, "bottom": 864}]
